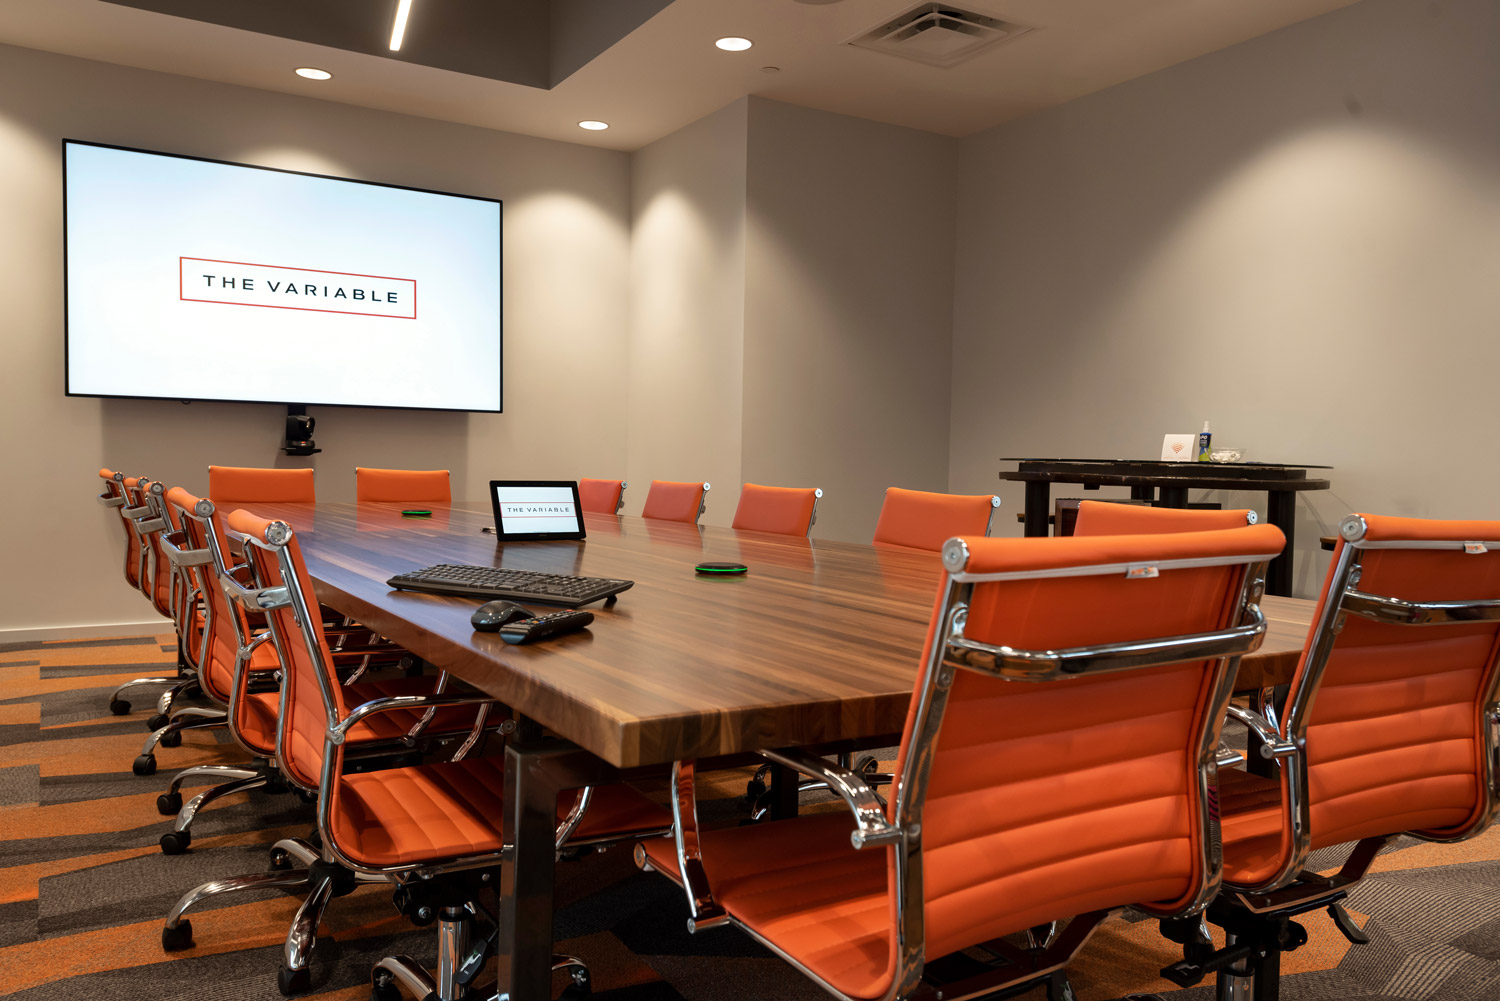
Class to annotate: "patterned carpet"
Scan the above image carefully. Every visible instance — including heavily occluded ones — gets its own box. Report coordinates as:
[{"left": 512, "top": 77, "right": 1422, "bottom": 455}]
[{"left": 1, "top": 632, "right": 1497, "bottom": 1000}]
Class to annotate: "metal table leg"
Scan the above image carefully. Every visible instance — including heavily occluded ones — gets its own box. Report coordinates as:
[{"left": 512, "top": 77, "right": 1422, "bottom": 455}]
[
  {"left": 1266, "top": 491, "right": 1296, "bottom": 597},
  {"left": 1023, "top": 481, "right": 1051, "bottom": 537},
  {"left": 496, "top": 738, "right": 614, "bottom": 1001}
]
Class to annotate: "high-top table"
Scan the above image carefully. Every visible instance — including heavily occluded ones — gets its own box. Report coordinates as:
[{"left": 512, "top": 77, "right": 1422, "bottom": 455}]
[
  {"left": 1000, "top": 458, "right": 1333, "bottom": 597},
  {"left": 253, "top": 501, "right": 1314, "bottom": 1000}
]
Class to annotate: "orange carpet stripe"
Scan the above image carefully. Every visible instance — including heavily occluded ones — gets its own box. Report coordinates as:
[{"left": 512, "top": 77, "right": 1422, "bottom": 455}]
[
  {"left": 1, "top": 730, "right": 238, "bottom": 778},
  {"left": 0, "top": 703, "right": 39, "bottom": 726},
  {"left": 0, "top": 773, "right": 257, "bottom": 841},
  {"left": 0, "top": 892, "right": 405, "bottom": 992},
  {"left": 0, "top": 665, "right": 181, "bottom": 700},
  {"left": 0, "top": 823, "right": 309, "bottom": 905}
]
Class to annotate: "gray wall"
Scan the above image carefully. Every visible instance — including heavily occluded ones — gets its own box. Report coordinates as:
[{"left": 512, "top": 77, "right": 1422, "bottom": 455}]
[
  {"left": 743, "top": 99, "right": 958, "bottom": 543},
  {"left": 0, "top": 42, "right": 633, "bottom": 639},
  {"left": 625, "top": 98, "right": 749, "bottom": 527},
  {"left": 947, "top": 0, "right": 1500, "bottom": 595}
]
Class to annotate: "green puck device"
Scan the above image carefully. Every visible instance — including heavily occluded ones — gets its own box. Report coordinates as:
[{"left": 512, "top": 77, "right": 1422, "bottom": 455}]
[
  {"left": 401, "top": 509, "right": 433, "bottom": 518},
  {"left": 695, "top": 562, "right": 748, "bottom": 576}
]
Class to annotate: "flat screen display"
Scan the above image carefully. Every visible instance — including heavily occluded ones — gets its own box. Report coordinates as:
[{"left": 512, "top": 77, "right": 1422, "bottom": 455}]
[
  {"left": 489, "top": 481, "right": 586, "bottom": 541},
  {"left": 63, "top": 140, "right": 502, "bottom": 412}
]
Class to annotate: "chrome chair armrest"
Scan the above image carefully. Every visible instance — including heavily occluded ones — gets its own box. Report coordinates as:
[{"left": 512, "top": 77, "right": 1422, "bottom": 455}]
[
  {"left": 98, "top": 492, "right": 125, "bottom": 508},
  {"left": 1225, "top": 704, "right": 1297, "bottom": 760},
  {"left": 218, "top": 574, "right": 292, "bottom": 612},
  {"left": 1215, "top": 745, "right": 1247, "bottom": 768},
  {"left": 756, "top": 748, "right": 902, "bottom": 849},
  {"left": 329, "top": 692, "right": 510, "bottom": 744}
]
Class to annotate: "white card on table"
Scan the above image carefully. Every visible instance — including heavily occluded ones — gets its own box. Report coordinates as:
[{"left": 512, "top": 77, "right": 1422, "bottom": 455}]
[{"left": 1161, "top": 434, "right": 1197, "bottom": 462}]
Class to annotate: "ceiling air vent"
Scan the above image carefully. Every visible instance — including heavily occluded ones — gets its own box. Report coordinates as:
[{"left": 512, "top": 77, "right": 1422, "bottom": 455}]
[{"left": 848, "top": 3, "right": 1033, "bottom": 67}]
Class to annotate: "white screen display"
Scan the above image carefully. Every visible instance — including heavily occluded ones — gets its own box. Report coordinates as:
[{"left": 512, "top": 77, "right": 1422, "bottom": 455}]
[
  {"left": 494, "top": 484, "right": 581, "bottom": 536},
  {"left": 64, "top": 141, "right": 502, "bottom": 411}
]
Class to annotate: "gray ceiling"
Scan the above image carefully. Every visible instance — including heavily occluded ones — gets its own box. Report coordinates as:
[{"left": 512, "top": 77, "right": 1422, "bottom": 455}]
[{"left": 100, "top": 0, "right": 673, "bottom": 88}]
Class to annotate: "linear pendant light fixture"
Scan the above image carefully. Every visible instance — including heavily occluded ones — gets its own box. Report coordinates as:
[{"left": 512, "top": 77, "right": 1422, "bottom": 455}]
[{"left": 389, "top": 0, "right": 414, "bottom": 51}]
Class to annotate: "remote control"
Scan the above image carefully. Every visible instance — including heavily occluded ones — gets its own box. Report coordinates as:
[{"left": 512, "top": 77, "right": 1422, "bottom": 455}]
[{"left": 498, "top": 609, "right": 595, "bottom": 645}]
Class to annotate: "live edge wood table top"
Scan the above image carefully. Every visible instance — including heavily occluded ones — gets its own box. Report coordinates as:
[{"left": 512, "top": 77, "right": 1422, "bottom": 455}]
[{"left": 252, "top": 502, "right": 1313, "bottom": 770}]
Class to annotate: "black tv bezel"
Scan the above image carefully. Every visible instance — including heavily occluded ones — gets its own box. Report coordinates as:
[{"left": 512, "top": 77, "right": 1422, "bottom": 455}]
[
  {"left": 488, "top": 480, "right": 588, "bottom": 542},
  {"left": 61, "top": 138, "right": 504, "bottom": 414}
]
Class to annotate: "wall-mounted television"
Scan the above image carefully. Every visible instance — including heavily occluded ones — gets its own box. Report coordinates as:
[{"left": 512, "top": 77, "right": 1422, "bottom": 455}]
[{"left": 63, "top": 140, "right": 502, "bottom": 412}]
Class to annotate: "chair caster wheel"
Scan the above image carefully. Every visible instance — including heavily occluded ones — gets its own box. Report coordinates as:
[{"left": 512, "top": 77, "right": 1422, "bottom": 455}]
[
  {"left": 156, "top": 792, "right": 183, "bottom": 816},
  {"left": 559, "top": 968, "right": 591, "bottom": 998},
  {"left": 110, "top": 699, "right": 131, "bottom": 716},
  {"left": 161, "top": 919, "right": 194, "bottom": 951},
  {"left": 278, "top": 964, "right": 312, "bottom": 996},
  {"left": 269, "top": 847, "right": 293, "bottom": 870},
  {"left": 133, "top": 755, "right": 157, "bottom": 777},
  {"left": 370, "top": 971, "right": 402, "bottom": 1001},
  {"left": 160, "top": 730, "right": 183, "bottom": 749},
  {"left": 160, "top": 830, "right": 191, "bottom": 855},
  {"left": 146, "top": 713, "right": 170, "bottom": 731}
]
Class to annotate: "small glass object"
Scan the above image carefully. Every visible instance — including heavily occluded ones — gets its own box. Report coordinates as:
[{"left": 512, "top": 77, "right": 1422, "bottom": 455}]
[{"left": 1210, "top": 447, "right": 1244, "bottom": 464}]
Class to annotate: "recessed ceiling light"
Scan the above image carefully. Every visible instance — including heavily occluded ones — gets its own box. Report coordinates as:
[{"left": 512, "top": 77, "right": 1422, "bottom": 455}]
[
  {"left": 578, "top": 120, "right": 610, "bottom": 131},
  {"left": 294, "top": 67, "right": 333, "bottom": 80},
  {"left": 389, "top": 0, "right": 414, "bottom": 51},
  {"left": 715, "top": 37, "right": 753, "bottom": 51}
]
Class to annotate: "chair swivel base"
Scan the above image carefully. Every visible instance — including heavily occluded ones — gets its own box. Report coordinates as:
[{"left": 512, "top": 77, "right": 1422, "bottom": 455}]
[
  {"left": 156, "top": 759, "right": 288, "bottom": 854},
  {"left": 162, "top": 847, "right": 384, "bottom": 996}
]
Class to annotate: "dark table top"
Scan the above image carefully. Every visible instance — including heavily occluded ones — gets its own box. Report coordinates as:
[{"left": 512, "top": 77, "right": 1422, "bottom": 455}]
[
  {"left": 251, "top": 502, "right": 1313, "bottom": 768},
  {"left": 1000, "top": 458, "right": 1332, "bottom": 491}
]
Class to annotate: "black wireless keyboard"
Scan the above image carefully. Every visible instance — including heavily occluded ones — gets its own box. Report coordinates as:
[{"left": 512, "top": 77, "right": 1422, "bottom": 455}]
[{"left": 386, "top": 563, "right": 633, "bottom": 608}]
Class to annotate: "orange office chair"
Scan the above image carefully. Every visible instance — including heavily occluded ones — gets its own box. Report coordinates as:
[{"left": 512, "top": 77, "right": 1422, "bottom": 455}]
[
  {"left": 101, "top": 470, "right": 202, "bottom": 719},
  {"left": 1159, "top": 513, "right": 1500, "bottom": 998},
  {"left": 872, "top": 486, "right": 1001, "bottom": 553},
  {"left": 160, "top": 510, "right": 672, "bottom": 999},
  {"left": 642, "top": 480, "right": 710, "bottom": 523},
  {"left": 355, "top": 467, "right": 452, "bottom": 503},
  {"left": 579, "top": 477, "right": 627, "bottom": 515},
  {"left": 208, "top": 465, "right": 316, "bottom": 506},
  {"left": 1074, "top": 501, "right": 1258, "bottom": 535},
  {"left": 145, "top": 488, "right": 411, "bottom": 851},
  {"left": 640, "top": 523, "right": 1285, "bottom": 1001},
  {"left": 731, "top": 483, "right": 823, "bottom": 537}
]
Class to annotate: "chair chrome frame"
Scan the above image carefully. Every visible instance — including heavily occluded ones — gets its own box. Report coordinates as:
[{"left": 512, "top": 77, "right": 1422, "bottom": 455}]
[
  {"left": 103, "top": 474, "right": 204, "bottom": 718},
  {"left": 1225, "top": 514, "right": 1500, "bottom": 900},
  {"left": 617, "top": 480, "right": 628, "bottom": 515},
  {"left": 647, "top": 536, "right": 1273, "bottom": 1001},
  {"left": 1171, "top": 515, "right": 1500, "bottom": 1001},
  {"left": 984, "top": 494, "right": 1002, "bottom": 537},
  {"left": 163, "top": 518, "right": 659, "bottom": 998},
  {"left": 257, "top": 520, "right": 668, "bottom": 996}
]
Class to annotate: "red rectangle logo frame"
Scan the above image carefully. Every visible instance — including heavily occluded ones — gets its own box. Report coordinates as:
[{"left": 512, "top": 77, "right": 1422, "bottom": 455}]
[{"left": 179, "top": 257, "right": 418, "bottom": 320}]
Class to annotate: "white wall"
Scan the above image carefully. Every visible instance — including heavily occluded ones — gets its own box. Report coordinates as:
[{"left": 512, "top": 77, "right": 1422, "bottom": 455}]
[
  {"left": 0, "top": 42, "right": 632, "bottom": 638},
  {"left": 743, "top": 99, "right": 957, "bottom": 543},
  {"left": 948, "top": 0, "right": 1500, "bottom": 596},
  {"left": 625, "top": 99, "right": 748, "bottom": 527}
]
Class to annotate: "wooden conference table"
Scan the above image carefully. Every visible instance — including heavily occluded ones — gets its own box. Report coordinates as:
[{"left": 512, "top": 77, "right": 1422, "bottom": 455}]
[{"left": 254, "top": 501, "right": 1314, "bottom": 1000}]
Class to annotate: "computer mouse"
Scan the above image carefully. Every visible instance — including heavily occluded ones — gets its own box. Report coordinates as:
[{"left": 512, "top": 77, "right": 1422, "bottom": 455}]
[{"left": 471, "top": 600, "right": 533, "bottom": 631}]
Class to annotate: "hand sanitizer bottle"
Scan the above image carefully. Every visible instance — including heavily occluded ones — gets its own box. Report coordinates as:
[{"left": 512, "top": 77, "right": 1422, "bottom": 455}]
[{"left": 1197, "top": 420, "right": 1212, "bottom": 462}]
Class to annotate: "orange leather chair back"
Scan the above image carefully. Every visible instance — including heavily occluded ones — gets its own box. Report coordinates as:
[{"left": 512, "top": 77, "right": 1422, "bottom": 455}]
[
  {"left": 872, "top": 487, "right": 997, "bottom": 553},
  {"left": 168, "top": 488, "right": 263, "bottom": 721},
  {"left": 100, "top": 469, "right": 142, "bottom": 588},
  {"left": 1074, "top": 502, "right": 1256, "bottom": 536},
  {"left": 208, "top": 466, "right": 316, "bottom": 506},
  {"left": 641, "top": 480, "right": 707, "bottom": 523},
  {"left": 1233, "top": 514, "right": 1500, "bottom": 886},
  {"left": 896, "top": 524, "right": 1285, "bottom": 964},
  {"left": 355, "top": 467, "right": 451, "bottom": 504},
  {"left": 578, "top": 478, "right": 625, "bottom": 515},
  {"left": 228, "top": 509, "right": 345, "bottom": 791},
  {"left": 731, "top": 484, "right": 819, "bottom": 537}
]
